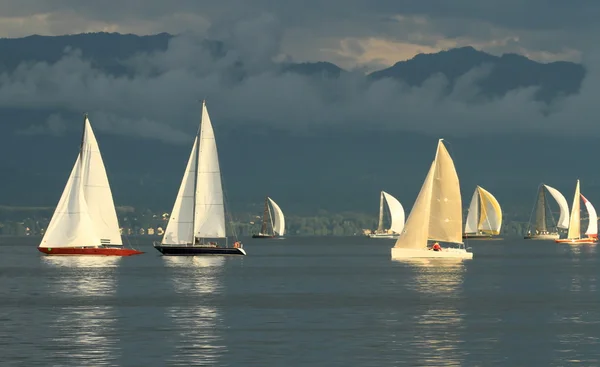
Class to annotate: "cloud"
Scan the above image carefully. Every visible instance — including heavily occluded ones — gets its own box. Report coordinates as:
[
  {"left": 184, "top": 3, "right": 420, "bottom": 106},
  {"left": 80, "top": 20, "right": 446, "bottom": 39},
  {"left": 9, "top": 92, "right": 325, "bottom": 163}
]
[{"left": 0, "top": 13, "right": 597, "bottom": 144}]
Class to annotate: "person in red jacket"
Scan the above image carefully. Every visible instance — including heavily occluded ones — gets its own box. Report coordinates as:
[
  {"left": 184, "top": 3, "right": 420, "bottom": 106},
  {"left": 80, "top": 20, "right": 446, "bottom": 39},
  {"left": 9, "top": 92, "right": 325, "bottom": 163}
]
[{"left": 431, "top": 242, "right": 442, "bottom": 251}]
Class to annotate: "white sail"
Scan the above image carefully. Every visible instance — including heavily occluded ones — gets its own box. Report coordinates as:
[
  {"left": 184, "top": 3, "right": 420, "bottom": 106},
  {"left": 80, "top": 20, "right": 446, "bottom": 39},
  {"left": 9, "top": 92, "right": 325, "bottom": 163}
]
[
  {"left": 543, "top": 184, "right": 570, "bottom": 229},
  {"left": 382, "top": 191, "right": 405, "bottom": 234},
  {"left": 477, "top": 186, "right": 502, "bottom": 235},
  {"left": 582, "top": 194, "right": 598, "bottom": 236},
  {"left": 162, "top": 136, "right": 198, "bottom": 245},
  {"left": 268, "top": 197, "right": 285, "bottom": 236},
  {"left": 80, "top": 118, "right": 122, "bottom": 245},
  {"left": 464, "top": 189, "right": 479, "bottom": 234},
  {"left": 194, "top": 102, "right": 226, "bottom": 238},
  {"left": 394, "top": 139, "right": 462, "bottom": 249},
  {"left": 567, "top": 180, "right": 581, "bottom": 239}
]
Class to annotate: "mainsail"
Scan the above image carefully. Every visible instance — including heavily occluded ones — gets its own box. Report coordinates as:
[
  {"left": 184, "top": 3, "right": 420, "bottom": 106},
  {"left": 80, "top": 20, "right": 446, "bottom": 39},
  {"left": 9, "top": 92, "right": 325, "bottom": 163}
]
[
  {"left": 394, "top": 139, "right": 462, "bottom": 249},
  {"left": 40, "top": 116, "right": 121, "bottom": 248},
  {"left": 566, "top": 180, "right": 581, "bottom": 240},
  {"left": 162, "top": 101, "right": 226, "bottom": 245},
  {"left": 268, "top": 197, "right": 285, "bottom": 236}
]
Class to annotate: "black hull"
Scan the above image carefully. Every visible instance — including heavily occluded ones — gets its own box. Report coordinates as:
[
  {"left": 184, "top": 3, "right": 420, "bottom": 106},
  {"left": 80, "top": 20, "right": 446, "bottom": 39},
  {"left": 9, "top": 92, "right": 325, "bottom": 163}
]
[
  {"left": 154, "top": 245, "right": 246, "bottom": 256},
  {"left": 252, "top": 234, "right": 275, "bottom": 238},
  {"left": 462, "top": 233, "right": 495, "bottom": 239}
]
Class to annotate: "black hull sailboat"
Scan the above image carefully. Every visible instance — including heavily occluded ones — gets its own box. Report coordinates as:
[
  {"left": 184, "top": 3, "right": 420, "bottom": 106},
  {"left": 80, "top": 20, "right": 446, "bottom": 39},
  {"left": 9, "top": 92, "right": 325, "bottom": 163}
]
[{"left": 154, "top": 243, "right": 246, "bottom": 255}]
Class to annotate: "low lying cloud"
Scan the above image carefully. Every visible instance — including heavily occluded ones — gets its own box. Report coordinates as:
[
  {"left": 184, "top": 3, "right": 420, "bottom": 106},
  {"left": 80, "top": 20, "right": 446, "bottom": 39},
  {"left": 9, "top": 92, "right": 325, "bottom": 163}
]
[{"left": 0, "top": 14, "right": 597, "bottom": 144}]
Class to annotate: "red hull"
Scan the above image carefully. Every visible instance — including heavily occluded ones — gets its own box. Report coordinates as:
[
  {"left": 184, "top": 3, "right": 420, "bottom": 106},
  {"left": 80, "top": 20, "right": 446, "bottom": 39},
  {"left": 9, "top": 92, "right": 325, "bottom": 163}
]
[
  {"left": 38, "top": 247, "right": 144, "bottom": 256},
  {"left": 555, "top": 238, "right": 598, "bottom": 244}
]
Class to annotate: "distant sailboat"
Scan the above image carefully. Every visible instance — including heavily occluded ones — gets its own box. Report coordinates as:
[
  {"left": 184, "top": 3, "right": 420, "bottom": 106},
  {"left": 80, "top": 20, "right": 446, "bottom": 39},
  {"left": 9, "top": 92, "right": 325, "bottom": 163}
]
[
  {"left": 367, "top": 191, "right": 405, "bottom": 239},
  {"left": 524, "top": 184, "right": 569, "bottom": 240},
  {"left": 555, "top": 180, "right": 598, "bottom": 244},
  {"left": 462, "top": 186, "right": 502, "bottom": 239},
  {"left": 154, "top": 101, "right": 246, "bottom": 256},
  {"left": 38, "top": 115, "right": 143, "bottom": 256},
  {"left": 391, "top": 139, "right": 473, "bottom": 260},
  {"left": 252, "top": 196, "right": 285, "bottom": 238}
]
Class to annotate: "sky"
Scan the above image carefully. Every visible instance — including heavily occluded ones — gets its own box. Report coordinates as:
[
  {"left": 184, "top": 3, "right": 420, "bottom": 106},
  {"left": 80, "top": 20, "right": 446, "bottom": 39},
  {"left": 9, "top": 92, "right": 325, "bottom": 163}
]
[{"left": 0, "top": 0, "right": 598, "bottom": 142}]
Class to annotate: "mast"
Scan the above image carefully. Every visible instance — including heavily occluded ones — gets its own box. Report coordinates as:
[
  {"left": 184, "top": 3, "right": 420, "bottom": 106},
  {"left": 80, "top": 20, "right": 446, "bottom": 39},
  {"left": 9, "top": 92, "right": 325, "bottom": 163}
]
[
  {"left": 191, "top": 102, "right": 202, "bottom": 243},
  {"left": 260, "top": 196, "right": 269, "bottom": 234},
  {"left": 377, "top": 191, "right": 384, "bottom": 232},
  {"left": 535, "top": 185, "right": 547, "bottom": 233}
]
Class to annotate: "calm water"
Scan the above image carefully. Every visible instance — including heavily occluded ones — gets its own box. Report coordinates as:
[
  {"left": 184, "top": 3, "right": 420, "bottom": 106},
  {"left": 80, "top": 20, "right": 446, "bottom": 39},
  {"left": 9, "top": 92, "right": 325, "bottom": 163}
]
[{"left": 0, "top": 236, "right": 599, "bottom": 366}]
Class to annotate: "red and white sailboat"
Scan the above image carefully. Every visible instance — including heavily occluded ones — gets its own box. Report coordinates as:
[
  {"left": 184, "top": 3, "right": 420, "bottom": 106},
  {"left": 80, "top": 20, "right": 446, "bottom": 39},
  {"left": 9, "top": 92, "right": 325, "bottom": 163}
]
[
  {"left": 555, "top": 179, "right": 599, "bottom": 244},
  {"left": 38, "top": 114, "right": 143, "bottom": 256}
]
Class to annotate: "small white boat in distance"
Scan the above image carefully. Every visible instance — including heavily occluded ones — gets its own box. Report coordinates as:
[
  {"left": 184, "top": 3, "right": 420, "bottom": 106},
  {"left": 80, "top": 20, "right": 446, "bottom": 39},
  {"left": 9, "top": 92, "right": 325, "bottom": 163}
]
[
  {"left": 524, "top": 184, "right": 569, "bottom": 240},
  {"left": 391, "top": 139, "right": 473, "bottom": 260},
  {"left": 462, "top": 186, "right": 502, "bottom": 239},
  {"left": 367, "top": 191, "right": 405, "bottom": 239}
]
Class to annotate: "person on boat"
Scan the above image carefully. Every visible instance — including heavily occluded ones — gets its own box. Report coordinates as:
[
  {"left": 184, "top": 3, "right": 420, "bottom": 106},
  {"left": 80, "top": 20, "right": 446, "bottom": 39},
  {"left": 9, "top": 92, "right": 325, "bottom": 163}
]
[
  {"left": 233, "top": 241, "right": 242, "bottom": 248},
  {"left": 431, "top": 242, "right": 442, "bottom": 251}
]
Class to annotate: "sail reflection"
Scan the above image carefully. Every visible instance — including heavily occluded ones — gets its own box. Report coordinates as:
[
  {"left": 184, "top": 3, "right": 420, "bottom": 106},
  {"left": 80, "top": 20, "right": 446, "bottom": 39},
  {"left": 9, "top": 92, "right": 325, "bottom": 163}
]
[
  {"left": 164, "top": 256, "right": 226, "bottom": 366},
  {"left": 403, "top": 259, "right": 467, "bottom": 365},
  {"left": 42, "top": 256, "right": 121, "bottom": 366}
]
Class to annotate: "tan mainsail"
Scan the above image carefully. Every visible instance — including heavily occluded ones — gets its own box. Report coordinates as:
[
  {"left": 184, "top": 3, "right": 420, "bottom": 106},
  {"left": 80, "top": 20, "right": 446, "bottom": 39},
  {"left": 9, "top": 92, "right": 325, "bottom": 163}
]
[
  {"left": 566, "top": 180, "right": 581, "bottom": 240},
  {"left": 394, "top": 139, "right": 463, "bottom": 249}
]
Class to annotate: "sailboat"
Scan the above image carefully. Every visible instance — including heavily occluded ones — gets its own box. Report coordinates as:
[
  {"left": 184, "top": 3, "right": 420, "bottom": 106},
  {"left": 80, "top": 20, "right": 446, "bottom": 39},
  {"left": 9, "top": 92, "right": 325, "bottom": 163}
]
[
  {"left": 252, "top": 196, "right": 285, "bottom": 238},
  {"left": 38, "top": 115, "right": 143, "bottom": 256},
  {"left": 462, "top": 186, "right": 502, "bottom": 239},
  {"left": 524, "top": 184, "right": 569, "bottom": 240},
  {"left": 555, "top": 180, "right": 599, "bottom": 244},
  {"left": 367, "top": 191, "right": 405, "bottom": 239},
  {"left": 153, "top": 101, "right": 246, "bottom": 256},
  {"left": 391, "top": 139, "right": 473, "bottom": 260}
]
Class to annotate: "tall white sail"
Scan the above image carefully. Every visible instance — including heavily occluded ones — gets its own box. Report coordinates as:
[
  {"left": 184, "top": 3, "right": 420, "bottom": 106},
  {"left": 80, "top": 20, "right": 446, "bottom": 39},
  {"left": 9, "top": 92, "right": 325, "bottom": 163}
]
[
  {"left": 567, "top": 180, "right": 581, "bottom": 240},
  {"left": 581, "top": 194, "right": 598, "bottom": 236},
  {"left": 477, "top": 186, "right": 502, "bottom": 235},
  {"left": 194, "top": 102, "right": 226, "bottom": 238},
  {"left": 382, "top": 191, "right": 405, "bottom": 234},
  {"left": 162, "top": 136, "right": 198, "bottom": 245},
  {"left": 80, "top": 118, "right": 122, "bottom": 245},
  {"left": 394, "top": 140, "right": 462, "bottom": 249},
  {"left": 543, "top": 185, "right": 570, "bottom": 229},
  {"left": 464, "top": 189, "right": 479, "bottom": 234},
  {"left": 268, "top": 197, "right": 285, "bottom": 236}
]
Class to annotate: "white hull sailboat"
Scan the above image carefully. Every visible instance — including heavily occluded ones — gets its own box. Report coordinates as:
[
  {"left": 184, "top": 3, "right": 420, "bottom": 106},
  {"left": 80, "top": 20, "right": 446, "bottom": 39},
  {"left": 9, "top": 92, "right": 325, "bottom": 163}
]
[
  {"left": 367, "top": 191, "right": 405, "bottom": 239},
  {"left": 524, "top": 184, "right": 569, "bottom": 240},
  {"left": 38, "top": 115, "right": 143, "bottom": 256},
  {"left": 252, "top": 196, "right": 285, "bottom": 238},
  {"left": 556, "top": 180, "right": 599, "bottom": 244},
  {"left": 463, "top": 186, "right": 502, "bottom": 239},
  {"left": 154, "top": 101, "right": 245, "bottom": 256},
  {"left": 391, "top": 139, "right": 473, "bottom": 260}
]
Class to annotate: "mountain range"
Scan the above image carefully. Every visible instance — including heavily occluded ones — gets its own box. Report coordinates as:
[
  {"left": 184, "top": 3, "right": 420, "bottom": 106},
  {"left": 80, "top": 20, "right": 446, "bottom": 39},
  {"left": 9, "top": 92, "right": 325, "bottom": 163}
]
[{"left": 0, "top": 32, "right": 592, "bottom": 220}]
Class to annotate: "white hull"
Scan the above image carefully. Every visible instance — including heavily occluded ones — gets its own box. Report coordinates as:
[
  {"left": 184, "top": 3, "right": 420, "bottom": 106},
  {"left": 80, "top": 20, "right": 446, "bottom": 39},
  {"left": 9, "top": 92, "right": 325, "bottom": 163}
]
[
  {"left": 391, "top": 247, "right": 473, "bottom": 260},
  {"left": 368, "top": 233, "right": 398, "bottom": 239},
  {"left": 524, "top": 233, "right": 559, "bottom": 240}
]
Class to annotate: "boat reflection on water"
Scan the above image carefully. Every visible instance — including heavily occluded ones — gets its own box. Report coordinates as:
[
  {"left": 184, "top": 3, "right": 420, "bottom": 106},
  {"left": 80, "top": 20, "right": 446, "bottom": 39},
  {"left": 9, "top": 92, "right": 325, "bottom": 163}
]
[
  {"left": 400, "top": 259, "right": 467, "bottom": 365},
  {"left": 163, "top": 256, "right": 226, "bottom": 365},
  {"left": 42, "top": 256, "right": 121, "bottom": 366}
]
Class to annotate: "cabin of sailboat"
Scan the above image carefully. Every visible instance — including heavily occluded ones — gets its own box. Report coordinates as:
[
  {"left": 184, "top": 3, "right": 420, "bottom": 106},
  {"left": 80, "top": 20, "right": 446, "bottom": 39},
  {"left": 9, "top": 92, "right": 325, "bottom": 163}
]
[
  {"left": 391, "top": 139, "right": 473, "bottom": 260},
  {"left": 154, "top": 101, "right": 246, "bottom": 255},
  {"left": 524, "top": 184, "right": 569, "bottom": 240},
  {"left": 38, "top": 115, "right": 143, "bottom": 256},
  {"left": 366, "top": 191, "right": 405, "bottom": 239},
  {"left": 252, "top": 197, "right": 286, "bottom": 239},
  {"left": 556, "top": 180, "right": 599, "bottom": 244},
  {"left": 462, "top": 186, "right": 502, "bottom": 239}
]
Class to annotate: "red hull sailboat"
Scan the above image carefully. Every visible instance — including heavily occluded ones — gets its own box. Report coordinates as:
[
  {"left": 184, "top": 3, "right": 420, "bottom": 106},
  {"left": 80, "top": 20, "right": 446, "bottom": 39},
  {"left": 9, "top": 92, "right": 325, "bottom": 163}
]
[{"left": 38, "top": 114, "right": 143, "bottom": 257}]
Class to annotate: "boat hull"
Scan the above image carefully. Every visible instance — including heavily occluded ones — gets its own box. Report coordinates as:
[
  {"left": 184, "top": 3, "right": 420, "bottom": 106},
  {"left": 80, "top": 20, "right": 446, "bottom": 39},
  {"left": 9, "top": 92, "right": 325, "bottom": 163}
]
[
  {"left": 462, "top": 233, "right": 495, "bottom": 239},
  {"left": 524, "top": 233, "right": 559, "bottom": 240},
  {"left": 391, "top": 247, "right": 473, "bottom": 259},
  {"left": 252, "top": 234, "right": 275, "bottom": 239},
  {"left": 154, "top": 245, "right": 246, "bottom": 256},
  {"left": 555, "top": 238, "right": 599, "bottom": 244},
  {"left": 367, "top": 233, "right": 399, "bottom": 239},
  {"left": 38, "top": 247, "right": 143, "bottom": 256}
]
